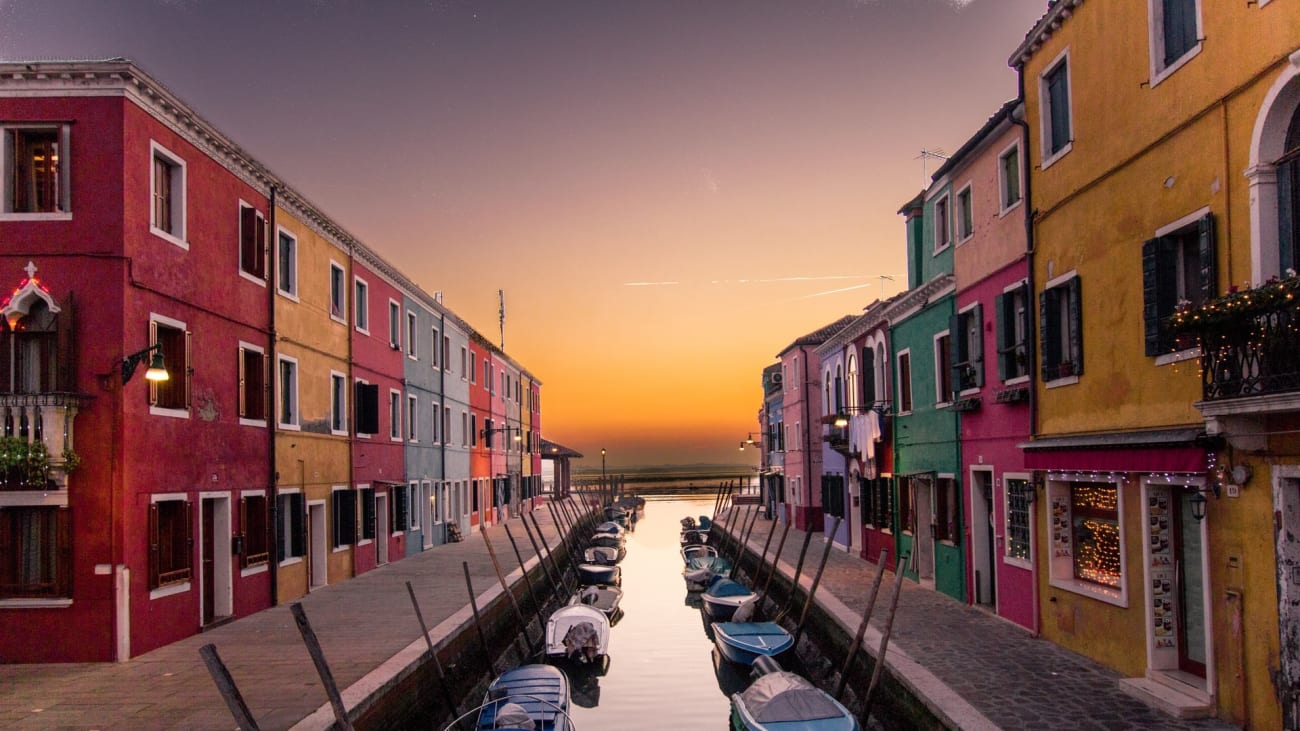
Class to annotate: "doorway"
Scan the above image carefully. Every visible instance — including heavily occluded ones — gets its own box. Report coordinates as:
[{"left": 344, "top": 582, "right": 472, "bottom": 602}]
[
  {"left": 376, "top": 493, "right": 389, "bottom": 565},
  {"left": 200, "top": 495, "right": 231, "bottom": 626},
  {"left": 1173, "top": 490, "right": 1207, "bottom": 676},
  {"left": 849, "top": 472, "right": 863, "bottom": 555},
  {"left": 970, "top": 469, "right": 996, "bottom": 608},
  {"left": 1278, "top": 472, "right": 1300, "bottom": 728},
  {"left": 308, "top": 501, "right": 327, "bottom": 589},
  {"left": 913, "top": 476, "right": 935, "bottom": 585}
]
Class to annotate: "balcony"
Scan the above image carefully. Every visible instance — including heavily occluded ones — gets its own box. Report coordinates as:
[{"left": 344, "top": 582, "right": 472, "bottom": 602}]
[
  {"left": 0, "top": 392, "right": 84, "bottom": 491},
  {"left": 1173, "top": 277, "right": 1300, "bottom": 448}
]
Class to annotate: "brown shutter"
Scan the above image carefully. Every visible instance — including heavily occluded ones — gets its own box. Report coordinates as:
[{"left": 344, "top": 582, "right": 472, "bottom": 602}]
[
  {"left": 184, "top": 499, "right": 194, "bottom": 582},
  {"left": 184, "top": 330, "right": 193, "bottom": 409},
  {"left": 148, "top": 321, "right": 159, "bottom": 406},
  {"left": 148, "top": 503, "right": 160, "bottom": 588},
  {"left": 257, "top": 213, "right": 267, "bottom": 279},
  {"left": 239, "top": 497, "right": 248, "bottom": 568},
  {"left": 237, "top": 347, "right": 247, "bottom": 418}
]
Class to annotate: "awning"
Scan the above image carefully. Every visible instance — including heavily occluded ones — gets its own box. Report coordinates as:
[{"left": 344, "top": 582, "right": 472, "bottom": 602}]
[{"left": 1019, "top": 427, "right": 1207, "bottom": 473}]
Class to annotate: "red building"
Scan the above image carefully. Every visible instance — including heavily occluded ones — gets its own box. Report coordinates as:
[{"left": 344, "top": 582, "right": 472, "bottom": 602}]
[
  {"left": 0, "top": 62, "right": 272, "bottom": 661},
  {"left": 468, "top": 336, "right": 492, "bottom": 529}
]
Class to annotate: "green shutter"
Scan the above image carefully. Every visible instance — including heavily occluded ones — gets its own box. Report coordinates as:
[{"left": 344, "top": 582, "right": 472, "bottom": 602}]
[
  {"left": 972, "top": 304, "right": 984, "bottom": 387},
  {"left": 1198, "top": 213, "right": 1217, "bottom": 304},
  {"left": 1068, "top": 277, "right": 1083, "bottom": 375},
  {"left": 994, "top": 292, "right": 1008, "bottom": 381},
  {"left": 1039, "top": 289, "right": 1055, "bottom": 379}
]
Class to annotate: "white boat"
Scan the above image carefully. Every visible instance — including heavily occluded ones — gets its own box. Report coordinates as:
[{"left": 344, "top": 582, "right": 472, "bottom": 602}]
[
  {"left": 584, "top": 546, "right": 621, "bottom": 565},
  {"left": 545, "top": 604, "right": 611, "bottom": 665}
]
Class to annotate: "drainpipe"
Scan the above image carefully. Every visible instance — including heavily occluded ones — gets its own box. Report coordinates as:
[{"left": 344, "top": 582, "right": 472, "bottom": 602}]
[
  {"left": 1012, "top": 66, "right": 1040, "bottom": 637},
  {"left": 439, "top": 311, "right": 447, "bottom": 537},
  {"left": 801, "top": 345, "right": 812, "bottom": 531},
  {"left": 267, "top": 185, "right": 279, "bottom": 605}
]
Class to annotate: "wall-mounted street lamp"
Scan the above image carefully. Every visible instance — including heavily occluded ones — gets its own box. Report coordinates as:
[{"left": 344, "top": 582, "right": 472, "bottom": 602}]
[
  {"left": 739, "top": 432, "right": 763, "bottom": 451},
  {"left": 1189, "top": 482, "right": 1221, "bottom": 522},
  {"left": 121, "top": 344, "right": 169, "bottom": 385},
  {"left": 480, "top": 424, "right": 523, "bottom": 446}
]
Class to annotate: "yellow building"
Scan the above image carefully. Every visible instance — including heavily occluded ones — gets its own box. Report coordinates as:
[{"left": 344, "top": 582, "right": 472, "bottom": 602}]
[
  {"left": 1014, "top": 1, "right": 1300, "bottom": 725},
  {"left": 271, "top": 194, "right": 355, "bottom": 602}
]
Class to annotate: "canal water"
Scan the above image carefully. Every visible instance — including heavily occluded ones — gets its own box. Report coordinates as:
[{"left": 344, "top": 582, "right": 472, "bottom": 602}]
[{"left": 564, "top": 496, "right": 750, "bottom": 730}]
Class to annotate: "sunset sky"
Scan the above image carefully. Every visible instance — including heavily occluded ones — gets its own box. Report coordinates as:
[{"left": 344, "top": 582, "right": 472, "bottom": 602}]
[{"left": 1, "top": 0, "right": 1049, "bottom": 469}]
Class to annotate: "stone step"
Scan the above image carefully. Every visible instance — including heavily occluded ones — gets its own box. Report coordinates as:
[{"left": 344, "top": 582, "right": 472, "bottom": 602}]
[{"left": 1117, "top": 676, "right": 1215, "bottom": 719}]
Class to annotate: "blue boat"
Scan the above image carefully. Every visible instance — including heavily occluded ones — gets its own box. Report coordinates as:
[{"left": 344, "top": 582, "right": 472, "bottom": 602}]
[
  {"left": 701, "top": 575, "right": 755, "bottom": 620},
  {"left": 475, "top": 664, "right": 572, "bottom": 731},
  {"left": 711, "top": 621, "right": 794, "bottom": 666},
  {"left": 730, "top": 670, "right": 860, "bottom": 731},
  {"left": 683, "top": 554, "right": 733, "bottom": 591}
]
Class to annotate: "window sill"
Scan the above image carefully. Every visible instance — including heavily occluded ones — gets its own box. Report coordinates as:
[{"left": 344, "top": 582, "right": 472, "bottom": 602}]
[
  {"left": 277, "top": 289, "right": 300, "bottom": 303},
  {"left": 150, "top": 405, "right": 190, "bottom": 419},
  {"left": 1049, "top": 576, "right": 1127, "bottom": 608},
  {"left": 331, "top": 545, "right": 350, "bottom": 554},
  {"left": 279, "top": 422, "right": 302, "bottom": 432},
  {"left": 1155, "top": 347, "right": 1200, "bottom": 367},
  {"left": 330, "top": 312, "right": 347, "bottom": 326},
  {"left": 1002, "top": 555, "right": 1032, "bottom": 572},
  {"left": 150, "top": 582, "right": 191, "bottom": 600},
  {"left": 1040, "top": 142, "right": 1072, "bottom": 172},
  {"left": 239, "top": 418, "right": 268, "bottom": 428},
  {"left": 1003, "top": 375, "right": 1031, "bottom": 387},
  {"left": 1148, "top": 43, "right": 1202, "bottom": 90},
  {"left": 238, "top": 270, "right": 267, "bottom": 287},
  {"left": 239, "top": 564, "right": 268, "bottom": 578},
  {"left": 1044, "top": 375, "right": 1079, "bottom": 389},
  {"left": 933, "top": 242, "right": 952, "bottom": 257},
  {"left": 151, "top": 227, "right": 188, "bottom": 250},
  {"left": 355, "top": 326, "right": 370, "bottom": 337},
  {"left": 331, "top": 429, "right": 349, "bottom": 437},
  {"left": 0, "top": 597, "right": 73, "bottom": 608},
  {"left": 956, "top": 233, "right": 974, "bottom": 247},
  {"left": 935, "top": 401, "right": 952, "bottom": 409},
  {"left": 279, "top": 557, "right": 303, "bottom": 567},
  {"left": 0, "top": 211, "right": 72, "bottom": 222},
  {"left": 356, "top": 539, "right": 373, "bottom": 547},
  {"left": 958, "top": 387, "right": 981, "bottom": 398},
  {"left": 998, "top": 199, "right": 1024, "bottom": 219}
]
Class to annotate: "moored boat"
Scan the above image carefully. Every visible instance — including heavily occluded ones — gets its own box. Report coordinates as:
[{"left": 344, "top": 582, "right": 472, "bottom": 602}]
[
  {"left": 683, "top": 554, "right": 732, "bottom": 591},
  {"left": 570, "top": 583, "right": 623, "bottom": 619},
  {"left": 711, "top": 621, "right": 794, "bottom": 666},
  {"left": 545, "top": 603, "right": 611, "bottom": 665},
  {"left": 577, "top": 562, "right": 621, "bottom": 586},
  {"left": 680, "top": 529, "right": 709, "bottom": 546},
  {"left": 471, "top": 664, "right": 572, "bottom": 731},
  {"left": 681, "top": 543, "right": 719, "bottom": 563},
  {"left": 584, "top": 546, "right": 621, "bottom": 565},
  {"left": 701, "top": 575, "right": 756, "bottom": 620},
  {"left": 729, "top": 670, "right": 860, "bottom": 731},
  {"left": 595, "top": 520, "right": 626, "bottom": 535}
]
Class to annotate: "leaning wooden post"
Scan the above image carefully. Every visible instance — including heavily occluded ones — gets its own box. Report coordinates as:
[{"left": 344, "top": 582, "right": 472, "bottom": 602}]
[
  {"left": 546, "top": 501, "right": 575, "bottom": 564},
  {"left": 530, "top": 510, "right": 573, "bottom": 593},
  {"left": 862, "top": 555, "right": 911, "bottom": 721},
  {"left": 482, "top": 528, "right": 537, "bottom": 654},
  {"left": 750, "top": 512, "right": 778, "bottom": 587},
  {"left": 792, "top": 516, "right": 842, "bottom": 649},
  {"left": 834, "top": 549, "right": 890, "bottom": 701},
  {"left": 727, "top": 506, "right": 755, "bottom": 580},
  {"left": 757, "top": 518, "right": 792, "bottom": 613},
  {"left": 504, "top": 524, "right": 542, "bottom": 617},
  {"left": 712, "top": 481, "right": 726, "bottom": 518},
  {"left": 737, "top": 505, "right": 762, "bottom": 576},
  {"left": 462, "top": 561, "right": 496, "bottom": 676},
  {"left": 290, "top": 603, "right": 356, "bottom": 731},
  {"left": 779, "top": 527, "right": 817, "bottom": 620},
  {"left": 199, "top": 644, "right": 261, "bottom": 731},
  {"left": 522, "top": 510, "right": 562, "bottom": 592},
  {"left": 405, "top": 582, "right": 467, "bottom": 731}
]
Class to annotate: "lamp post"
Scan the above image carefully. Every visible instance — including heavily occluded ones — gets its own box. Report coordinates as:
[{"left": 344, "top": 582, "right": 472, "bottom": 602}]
[{"left": 600, "top": 448, "right": 607, "bottom": 502}]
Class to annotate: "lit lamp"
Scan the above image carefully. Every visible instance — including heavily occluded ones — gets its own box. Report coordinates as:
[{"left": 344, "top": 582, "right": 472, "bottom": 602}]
[
  {"left": 739, "top": 432, "right": 762, "bottom": 451},
  {"left": 833, "top": 413, "right": 849, "bottom": 428},
  {"left": 121, "top": 344, "right": 169, "bottom": 385}
]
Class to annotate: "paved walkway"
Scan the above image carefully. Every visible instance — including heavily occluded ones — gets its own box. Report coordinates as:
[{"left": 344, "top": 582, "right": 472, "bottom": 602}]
[
  {"left": 0, "top": 500, "right": 580, "bottom": 730},
  {"left": 719, "top": 511, "right": 1239, "bottom": 731}
]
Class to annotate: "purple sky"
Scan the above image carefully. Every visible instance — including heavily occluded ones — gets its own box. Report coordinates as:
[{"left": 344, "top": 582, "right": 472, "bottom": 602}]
[{"left": 1, "top": 0, "right": 1049, "bottom": 468}]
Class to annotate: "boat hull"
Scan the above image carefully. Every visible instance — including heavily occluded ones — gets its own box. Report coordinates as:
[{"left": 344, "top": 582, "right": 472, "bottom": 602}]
[
  {"left": 729, "top": 671, "right": 860, "bottom": 731},
  {"left": 577, "top": 563, "right": 621, "bottom": 586},
  {"left": 477, "top": 664, "right": 572, "bottom": 731},
  {"left": 711, "top": 621, "right": 794, "bottom": 666}
]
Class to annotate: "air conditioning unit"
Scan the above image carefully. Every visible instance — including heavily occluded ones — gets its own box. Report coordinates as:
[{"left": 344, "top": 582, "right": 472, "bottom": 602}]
[{"left": 771, "top": 373, "right": 784, "bottom": 385}]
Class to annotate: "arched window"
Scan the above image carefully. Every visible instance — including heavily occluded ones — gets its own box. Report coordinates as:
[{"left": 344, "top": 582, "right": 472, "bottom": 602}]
[
  {"left": 846, "top": 354, "right": 858, "bottom": 411},
  {"left": 875, "top": 342, "right": 887, "bottom": 405},
  {"left": 1279, "top": 104, "right": 1300, "bottom": 274},
  {"left": 834, "top": 364, "right": 844, "bottom": 413}
]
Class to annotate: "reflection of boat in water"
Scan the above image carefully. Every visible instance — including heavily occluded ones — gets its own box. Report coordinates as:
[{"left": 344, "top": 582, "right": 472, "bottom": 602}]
[
  {"left": 684, "top": 591, "right": 704, "bottom": 609},
  {"left": 567, "top": 659, "right": 608, "bottom": 709},
  {"left": 467, "top": 664, "right": 572, "bottom": 731},
  {"left": 711, "top": 647, "right": 751, "bottom": 699},
  {"left": 729, "top": 664, "right": 860, "bottom": 731}
]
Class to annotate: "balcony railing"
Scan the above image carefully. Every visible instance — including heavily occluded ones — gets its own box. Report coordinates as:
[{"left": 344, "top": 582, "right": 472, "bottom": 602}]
[{"left": 0, "top": 392, "right": 84, "bottom": 490}]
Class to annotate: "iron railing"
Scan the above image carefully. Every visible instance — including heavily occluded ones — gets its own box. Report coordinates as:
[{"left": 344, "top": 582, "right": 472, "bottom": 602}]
[{"left": 1196, "top": 305, "right": 1300, "bottom": 401}]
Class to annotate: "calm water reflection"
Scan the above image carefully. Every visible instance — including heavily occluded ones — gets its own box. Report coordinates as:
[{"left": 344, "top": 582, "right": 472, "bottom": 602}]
[{"left": 565, "top": 496, "right": 736, "bottom": 730}]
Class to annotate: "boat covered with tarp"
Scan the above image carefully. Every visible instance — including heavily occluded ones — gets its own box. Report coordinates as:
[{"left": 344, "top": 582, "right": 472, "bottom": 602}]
[
  {"left": 701, "top": 575, "right": 755, "bottom": 620},
  {"left": 545, "top": 604, "right": 611, "bottom": 665},
  {"left": 730, "top": 670, "right": 860, "bottom": 731}
]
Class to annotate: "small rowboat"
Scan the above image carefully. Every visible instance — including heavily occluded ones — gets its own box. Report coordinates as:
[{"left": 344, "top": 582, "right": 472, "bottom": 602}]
[
  {"left": 730, "top": 669, "right": 859, "bottom": 731},
  {"left": 545, "top": 604, "right": 610, "bottom": 665},
  {"left": 683, "top": 554, "right": 732, "bottom": 591},
  {"left": 471, "top": 664, "right": 572, "bottom": 731},
  {"left": 681, "top": 543, "right": 719, "bottom": 563},
  {"left": 711, "top": 621, "right": 794, "bottom": 666},
  {"left": 584, "top": 546, "right": 621, "bottom": 565},
  {"left": 595, "top": 521, "right": 626, "bottom": 535},
  {"left": 577, "top": 563, "right": 621, "bottom": 586},
  {"left": 570, "top": 584, "right": 623, "bottom": 619},
  {"left": 681, "top": 529, "right": 710, "bottom": 546},
  {"left": 701, "top": 576, "right": 755, "bottom": 621}
]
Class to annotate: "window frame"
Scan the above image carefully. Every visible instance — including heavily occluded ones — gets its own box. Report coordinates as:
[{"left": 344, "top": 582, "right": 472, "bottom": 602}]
[
  {"left": 277, "top": 489, "right": 305, "bottom": 565},
  {"left": 933, "top": 330, "right": 952, "bottom": 407},
  {"left": 0, "top": 504, "right": 72, "bottom": 601},
  {"left": 1144, "top": 208, "right": 1215, "bottom": 361},
  {"left": 329, "top": 261, "right": 347, "bottom": 324},
  {"left": 1045, "top": 475, "right": 1129, "bottom": 607},
  {"left": 276, "top": 226, "right": 298, "bottom": 300},
  {"left": 148, "top": 493, "right": 192, "bottom": 598},
  {"left": 388, "top": 300, "right": 401, "bottom": 350},
  {"left": 407, "top": 393, "right": 418, "bottom": 443},
  {"left": 955, "top": 183, "right": 974, "bottom": 244},
  {"left": 933, "top": 193, "right": 952, "bottom": 254},
  {"left": 1003, "top": 474, "right": 1034, "bottom": 570},
  {"left": 277, "top": 354, "right": 300, "bottom": 430},
  {"left": 331, "top": 486, "right": 355, "bottom": 552},
  {"left": 2, "top": 123, "right": 71, "bottom": 220},
  {"left": 239, "top": 490, "right": 270, "bottom": 575},
  {"left": 951, "top": 304, "right": 983, "bottom": 396},
  {"left": 996, "top": 280, "right": 1032, "bottom": 384},
  {"left": 896, "top": 349, "right": 913, "bottom": 415},
  {"left": 389, "top": 388, "right": 402, "bottom": 442},
  {"left": 1039, "top": 49, "right": 1074, "bottom": 169},
  {"left": 149, "top": 140, "right": 187, "bottom": 249},
  {"left": 330, "top": 370, "right": 348, "bottom": 436},
  {"left": 406, "top": 310, "right": 418, "bottom": 359},
  {"left": 1147, "top": 0, "right": 1203, "bottom": 88},
  {"left": 237, "top": 200, "right": 267, "bottom": 285},
  {"left": 353, "top": 276, "right": 370, "bottom": 335},
  {"left": 1040, "top": 272, "right": 1083, "bottom": 387},
  {"left": 238, "top": 340, "right": 268, "bottom": 427},
  {"left": 148, "top": 313, "right": 191, "bottom": 419}
]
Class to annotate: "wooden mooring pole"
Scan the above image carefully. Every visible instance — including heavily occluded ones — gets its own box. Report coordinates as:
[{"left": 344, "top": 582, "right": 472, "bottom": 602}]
[
  {"left": 198, "top": 643, "right": 260, "bottom": 731},
  {"left": 778, "top": 527, "right": 817, "bottom": 621},
  {"left": 862, "top": 553, "right": 911, "bottom": 721},
  {"left": 529, "top": 510, "right": 574, "bottom": 594},
  {"left": 462, "top": 561, "right": 497, "bottom": 676},
  {"left": 757, "top": 518, "right": 792, "bottom": 613},
  {"left": 503, "top": 524, "right": 542, "bottom": 616},
  {"left": 481, "top": 528, "right": 537, "bottom": 655},
  {"left": 834, "top": 549, "right": 890, "bottom": 701},
  {"left": 751, "top": 512, "right": 778, "bottom": 587},
  {"left": 404, "top": 581, "right": 467, "bottom": 731},
  {"left": 792, "top": 516, "right": 842, "bottom": 649},
  {"left": 289, "top": 603, "right": 356, "bottom": 731}
]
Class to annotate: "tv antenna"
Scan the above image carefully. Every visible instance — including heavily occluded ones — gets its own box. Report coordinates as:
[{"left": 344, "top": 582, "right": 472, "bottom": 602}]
[
  {"left": 915, "top": 148, "right": 949, "bottom": 186},
  {"left": 498, "top": 289, "right": 505, "bottom": 350}
]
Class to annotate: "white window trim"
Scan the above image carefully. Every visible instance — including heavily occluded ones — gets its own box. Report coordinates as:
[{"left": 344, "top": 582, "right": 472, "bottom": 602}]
[
  {"left": 431, "top": 326, "right": 440, "bottom": 368},
  {"left": 932, "top": 193, "right": 952, "bottom": 255},
  {"left": 149, "top": 140, "right": 187, "bottom": 249},
  {"left": 997, "top": 138, "right": 1024, "bottom": 218},
  {"left": 149, "top": 492, "right": 193, "bottom": 600},
  {"left": 355, "top": 483, "right": 373, "bottom": 546},
  {"left": 355, "top": 378, "right": 372, "bottom": 440},
  {"left": 329, "top": 260, "right": 347, "bottom": 325},
  {"left": 1045, "top": 473, "right": 1129, "bottom": 608},
  {"left": 354, "top": 276, "right": 370, "bottom": 335},
  {"left": 330, "top": 370, "right": 349, "bottom": 436},
  {"left": 236, "top": 200, "right": 267, "bottom": 288},
  {"left": 238, "top": 340, "right": 268, "bottom": 428},
  {"left": 1, "top": 122, "right": 72, "bottom": 221},
  {"left": 1041, "top": 270, "right": 1080, "bottom": 388},
  {"left": 277, "top": 487, "right": 304, "bottom": 566},
  {"left": 956, "top": 303, "right": 982, "bottom": 397},
  {"left": 389, "top": 388, "right": 403, "bottom": 442},
  {"left": 1001, "top": 472, "right": 1034, "bottom": 571},
  {"left": 895, "top": 348, "right": 913, "bottom": 415},
  {"left": 933, "top": 330, "right": 952, "bottom": 408},
  {"left": 275, "top": 225, "right": 299, "bottom": 301},
  {"left": 432, "top": 400, "right": 442, "bottom": 444},
  {"left": 407, "top": 393, "right": 419, "bottom": 443},
  {"left": 388, "top": 299, "right": 402, "bottom": 351},
  {"left": 330, "top": 485, "right": 352, "bottom": 553},
  {"left": 149, "top": 312, "right": 190, "bottom": 420},
  {"left": 238, "top": 488, "right": 270, "bottom": 576},
  {"left": 955, "top": 182, "right": 975, "bottom": 245},
  {"left": 277, "top": 354, "right": 300, "bottom": 431},
  {"left": 1146, "top": 0, "right": 1203, "bottom": 90},
  {"left": 406, "top": 310, "right": 419, "bottom": 359},
  {"left": 409, "top": 481, "right": 421, "bottom": 531},
  {"left": 1038, "top": 49, "right": 1074, "bottom": 171}
]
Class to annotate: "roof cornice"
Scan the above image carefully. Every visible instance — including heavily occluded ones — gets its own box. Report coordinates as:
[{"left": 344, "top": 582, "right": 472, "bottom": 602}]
[
  {"left": 882, "top": 273, "right": 954, "bottom": 324},
  {"left": 1009, "top": 0, "right": 1084, "bottom": 69}
]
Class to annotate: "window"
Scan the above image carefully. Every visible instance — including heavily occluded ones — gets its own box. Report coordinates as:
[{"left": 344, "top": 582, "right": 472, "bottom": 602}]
[
  {"left": 277, "top": 492, "right": 305, "bottom": 563},
  {"left": 1056, "top": 482, "right": 1122, "bottom": 589},
  {"left": 444, "top": 336, "right": 452, "bottom": 372},
  {"left": 1143, "top": 211, "right": 1216, "bottom": 356},
  {"left": 898, "top": 478, "right": 915, "bottom": 533},
  {"left": 1040, "top": 275, "right": 1083, "bottom": 381},
  {"left": 354, "top": 278, "right": 369, "bottom": 333},
  {"left": 1040, "top": 53, "right": 1073, "bottom": 162},
  {"left": 3, "top": 124, "right": 69, "bottom": 216},
  {"left": 331, "top": 488, "right": 356, "bottom": 549},
  {"left": 431, "top": 401, "right": 441, "bottom": 443},
  {"left": 278, "top": 356, "right": 299, "bottom": 428},
  {"left": 1151, "top": 0, "right": 1200, "bottom": 78},
  {"left": 896, "top": 351, "right": 912, "bottom": 413},
  {"left": 934, "top": 195, "right": 951, "bottom": 252},
  {"left": 389, "top": 390, "right": 401, "bottom": 441},
  {"left": 238, "top": 344, "right": 267, "bottom": 423},
  {"left": 462, "top": 347, "right": 469, "bottom": 379},
  {"left": 359, "top": 487, "right": 376, "bottom": 541},
  {"left": 149, "top": 498, "right": 191, "bottom": 589},
  {"left": 330, "top": 372, "right": 347, "bottom": 435},
  {"left": 470, "top": 413, "right": 478, "bottom": 447},
  {"left": 407, "top": 394, "right": 418, "bottom": 442},
  {"left": 431, "top": 327, "right": 440, "bottom": 367},
  {"left": 276, "top": 228, "right": 297, "bottom": 297},
  {"left": 0, "top": 506, "right": 71, "bottom": 598},
  {"left": 239, "top": 203, "right": 266, "bottom": 281},
  {"left": 935, "top": 477, "right": 958, "bottom": 543},
  {"left": 995, "top": 283, "right": 1031, "bottom": 381},
  {"left": 150, "top": 316, "right": 190, "bottom": 413},
  {"left": 444, "top": 406, "right": 452, "bottom": 447},
  {"left": 934, "top": 332, "right": 952, "bottom": 404},
  {"left": 1005, "top": 478, "right": 1032, "bottom": 563},
  {"left": 1278, "top": 106, "right": 1300, "bottom": 276},
  {"left": 388, "top": 301, "right": 401, "bottom": 349},
  {"left": 240, "top": 494, "right": 269, "bottom": 569},
  {"left": 956, "top": 185, "right": 973, "bottom": 242},
  {"left": 950, "top": 306, "right": 983, "bottom": 394},
  {"left": 999, "top": 143, "right": 1022, "bottom": 212},
  {"left": 408, "top": 482, "right": 421, "bottom": 531},
  {"left": 150, "top": 141, "right": 186, "bottom": 245},
  {"left": 329, "top": 262, "right": 346, "bottom": 323},
  {"left": 407, "top": 311, "right": 418, "bottom": 358},
  {"left": 820, "top": 475, "right": 845, "bottom": 520},
  {"left": 392, "top": 486, "right": 408, "bottom": 535},
  {"left": 461, "top": 412, "right": 469, "bottom": 446},
  {"left": 484, "top": 359, "right": 491, "bottom": 392},
  {"left": 355, "top": 381, "right": 379, "bottom": 436}
]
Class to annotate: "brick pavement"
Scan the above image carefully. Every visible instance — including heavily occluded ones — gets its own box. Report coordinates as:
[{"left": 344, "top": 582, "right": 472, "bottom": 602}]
[
  {"left": 721, "top": 512, "right": 1240, "bottom": 731},
  {"left": 0, "top": 500, "right": 581, "bottom": 730}
]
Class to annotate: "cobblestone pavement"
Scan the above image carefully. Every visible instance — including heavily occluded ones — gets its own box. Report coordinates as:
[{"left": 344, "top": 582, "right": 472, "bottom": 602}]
[
  {"left": 0, "top": 501, "right": 581, "bottom": 730},
  {"left": 722, "top": 511, "right": 1239, "bottom": 731}
]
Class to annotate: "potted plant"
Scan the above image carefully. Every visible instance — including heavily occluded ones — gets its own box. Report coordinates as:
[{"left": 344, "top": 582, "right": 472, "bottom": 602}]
[{"left": 61, "top": 447, "right": 81, "bottom": 474}]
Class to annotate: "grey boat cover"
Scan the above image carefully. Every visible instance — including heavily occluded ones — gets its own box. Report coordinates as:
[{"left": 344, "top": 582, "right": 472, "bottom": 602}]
[
  {"left": 739, "top": 672, "right": 843, "bottom": 723},
  {"left": 563, "top": 621, "right": 602, "bottom": 663},
  {"left": 494, "top": 702, "right": 535, "bottom": 729}
]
